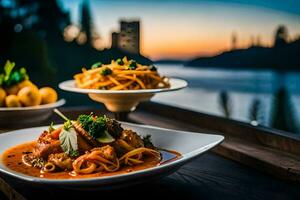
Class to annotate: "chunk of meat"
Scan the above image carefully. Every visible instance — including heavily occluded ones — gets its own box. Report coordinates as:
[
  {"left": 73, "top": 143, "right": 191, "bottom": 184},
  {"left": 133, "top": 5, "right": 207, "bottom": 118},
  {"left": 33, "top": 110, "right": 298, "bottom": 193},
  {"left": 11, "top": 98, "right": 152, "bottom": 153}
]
[
  {"left": 77, "top": 134, "right": 93, "bottom": 153},
  {"left": 113, "top": 130, "right": 144, "bottom": 155},
  {"left": 106, "top": 119, "right": 123, "bottom": 138},
  {"left": 91, "top": 145, "right": 116, "bottom": 161},
  {"left": 120, "top": 129, "right": 144, "bottom": 148},
  {"left": 48, "top": 153, "right": 73, "bottom": 170},
  {"left": 33, "top": 131, "right": 62, "bottom": 159}
]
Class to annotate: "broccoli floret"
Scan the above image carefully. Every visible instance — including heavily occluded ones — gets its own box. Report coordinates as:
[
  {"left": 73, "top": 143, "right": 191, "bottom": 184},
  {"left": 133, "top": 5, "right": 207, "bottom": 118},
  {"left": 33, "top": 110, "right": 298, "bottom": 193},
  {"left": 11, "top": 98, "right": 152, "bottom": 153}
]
[
  {"left": 100, "top": 67, "right": 112, "bottom": 76},
  {"left": 128, "top": 60, "right": 137, "bottom": 70},
  {"left": 116, "top": 58, "right": 124, "bottom": 65},
  {"left": 77, "top": 114, "right": 94, "bottom": 131},
  {"left": 77, "top": 114, "right": 107, "bottom": 139},
  {"left": 149, "top": 65, "right": 157, "bottom": 71},
  {"left": 88, "top": 116, "right": 106, "bottom": 139}
]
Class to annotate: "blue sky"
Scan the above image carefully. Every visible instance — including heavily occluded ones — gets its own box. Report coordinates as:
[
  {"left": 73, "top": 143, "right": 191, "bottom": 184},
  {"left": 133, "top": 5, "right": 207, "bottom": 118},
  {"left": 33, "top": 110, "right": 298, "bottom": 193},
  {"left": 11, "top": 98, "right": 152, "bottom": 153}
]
[{"left": 60, "top": 0, "right": 300, "bottom": 59}]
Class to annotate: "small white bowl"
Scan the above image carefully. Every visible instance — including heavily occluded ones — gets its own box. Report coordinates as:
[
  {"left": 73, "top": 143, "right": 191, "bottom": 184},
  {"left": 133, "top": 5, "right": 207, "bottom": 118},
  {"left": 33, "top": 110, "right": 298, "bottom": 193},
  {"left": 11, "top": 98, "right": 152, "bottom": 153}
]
[
  {"left": 59, "top": 78, "right": 187, "bottom": 112},
  {"left": 0, "top": 99, "right": 65, "bottom": 128}
]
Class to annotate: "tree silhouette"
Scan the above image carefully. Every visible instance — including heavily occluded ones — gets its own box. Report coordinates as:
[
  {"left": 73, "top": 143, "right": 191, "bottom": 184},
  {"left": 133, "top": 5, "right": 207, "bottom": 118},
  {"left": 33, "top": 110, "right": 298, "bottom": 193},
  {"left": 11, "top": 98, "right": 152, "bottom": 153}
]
[
  {"left": 274, "top": 25, "right": 288, "bottom": 47},
  {"left": 80, "top": 0, "right": 93, "bottom": 45},
  {"left": 249, "top": 98, "right": 263, "bottom": 125},
  {"left": 219, "top": 90, "right": 231, "bottom": 118},
  {"left": 271, "top": 87, "right": 298, "bottom": 133}
]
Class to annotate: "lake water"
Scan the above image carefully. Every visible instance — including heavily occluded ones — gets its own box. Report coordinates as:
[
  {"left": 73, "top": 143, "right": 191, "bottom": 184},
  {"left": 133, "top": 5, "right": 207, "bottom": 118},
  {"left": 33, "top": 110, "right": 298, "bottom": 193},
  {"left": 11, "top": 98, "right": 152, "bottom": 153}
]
[{"left": 152, "top": 64, "right": 300, "bottom": 133}]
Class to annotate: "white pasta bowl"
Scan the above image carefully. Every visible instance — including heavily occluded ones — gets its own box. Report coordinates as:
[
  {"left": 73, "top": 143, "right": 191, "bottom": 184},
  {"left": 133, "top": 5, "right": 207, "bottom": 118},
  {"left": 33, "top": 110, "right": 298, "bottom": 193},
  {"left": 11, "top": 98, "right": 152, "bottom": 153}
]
[
  {"left": 59, "top": 78, "right": 187, "bottom": 112},
  {"left": 0, "top": 99, "right": 65, "bottom": 128},
  {"left": 0, "top": 122, "right": 223, "bottom": 190}
]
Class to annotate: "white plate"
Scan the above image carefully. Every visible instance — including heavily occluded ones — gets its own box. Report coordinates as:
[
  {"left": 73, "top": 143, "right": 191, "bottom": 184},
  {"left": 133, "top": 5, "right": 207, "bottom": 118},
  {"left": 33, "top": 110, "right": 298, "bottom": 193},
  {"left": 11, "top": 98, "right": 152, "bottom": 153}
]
[
  {"left": 58, "top": 78, "right": 188, "bottom": 94},
  {"left": 58, "top": 78, "right": 187, "bottom": 112},
  {"left": 0, "top": 99, "right": 65, "bottom": 127},
  {"left": 0, "top": 123, "right": 223, "bottom": 189}
]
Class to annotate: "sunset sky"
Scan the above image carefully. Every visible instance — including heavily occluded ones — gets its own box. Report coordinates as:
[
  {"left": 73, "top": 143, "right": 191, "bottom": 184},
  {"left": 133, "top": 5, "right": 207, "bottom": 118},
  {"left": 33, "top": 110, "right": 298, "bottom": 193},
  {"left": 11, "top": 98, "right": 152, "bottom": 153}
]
[{"left": 60, "top": 0, "right": 300, "bottom": 60}]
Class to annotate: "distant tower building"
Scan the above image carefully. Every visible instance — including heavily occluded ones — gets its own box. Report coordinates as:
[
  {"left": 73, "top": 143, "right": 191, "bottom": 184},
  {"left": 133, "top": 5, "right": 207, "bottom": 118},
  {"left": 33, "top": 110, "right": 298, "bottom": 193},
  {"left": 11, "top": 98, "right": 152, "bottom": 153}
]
[
  {"left": 110, "top": 20, "right": 140, "bottom": 54},
  {"left": 80, "top": 0, "right": 93, "bottom": 45},
  {"left": 111, "top": 32, "right": 119, "bottom": 49},
  {"left": 119, "top": 20, "right": 140, "bottom": 54}
]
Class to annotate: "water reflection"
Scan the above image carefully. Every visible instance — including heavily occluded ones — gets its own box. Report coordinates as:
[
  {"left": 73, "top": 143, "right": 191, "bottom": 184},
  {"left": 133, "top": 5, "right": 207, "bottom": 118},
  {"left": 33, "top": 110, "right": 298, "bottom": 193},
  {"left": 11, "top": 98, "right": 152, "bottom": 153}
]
[{"left": 153, "top": 64, "right": 300, "bottom": 134}]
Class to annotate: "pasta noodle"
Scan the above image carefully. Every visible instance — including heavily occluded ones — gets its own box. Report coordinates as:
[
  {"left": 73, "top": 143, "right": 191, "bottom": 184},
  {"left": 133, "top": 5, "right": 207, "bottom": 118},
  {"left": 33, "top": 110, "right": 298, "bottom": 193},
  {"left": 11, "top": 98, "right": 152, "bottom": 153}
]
[
  {"left": 5, "top": 112, "right": 169, "bottom": 177},
  {"left": 43, "top": 162, "right": 56, "bottom": 172},
  {"left": 119, "top": 147, "right": 161, "bottom": 166},
  {"left": 74, "top": 57, "right": 170, "bottom": 90}
]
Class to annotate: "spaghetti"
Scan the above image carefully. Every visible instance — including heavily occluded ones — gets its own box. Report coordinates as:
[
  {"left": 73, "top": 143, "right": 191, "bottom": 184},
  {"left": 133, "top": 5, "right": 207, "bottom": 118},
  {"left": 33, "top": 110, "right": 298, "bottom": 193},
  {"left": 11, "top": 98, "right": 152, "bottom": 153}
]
[
  {"left": 74, "top": 57, "right": 170, "bottom": 90},
  {"left": 3, "top": 112, "right": 163, "bottom": 176}
]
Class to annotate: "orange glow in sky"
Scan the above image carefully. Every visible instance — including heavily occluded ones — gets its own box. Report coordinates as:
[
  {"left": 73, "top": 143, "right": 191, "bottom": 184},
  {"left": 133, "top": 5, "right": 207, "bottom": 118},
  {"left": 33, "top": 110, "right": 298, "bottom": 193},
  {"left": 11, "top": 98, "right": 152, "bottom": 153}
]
[{"left": 62, "top": 0, "right": 300, "bottom": 60}]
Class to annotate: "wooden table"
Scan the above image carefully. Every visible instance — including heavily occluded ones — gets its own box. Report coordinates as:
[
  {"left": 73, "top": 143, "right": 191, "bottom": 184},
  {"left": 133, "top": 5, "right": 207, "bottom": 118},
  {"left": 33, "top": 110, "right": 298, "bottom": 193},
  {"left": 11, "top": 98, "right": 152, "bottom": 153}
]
[{"left": 1, "top": 106, "right": 300, "bottom": 200}]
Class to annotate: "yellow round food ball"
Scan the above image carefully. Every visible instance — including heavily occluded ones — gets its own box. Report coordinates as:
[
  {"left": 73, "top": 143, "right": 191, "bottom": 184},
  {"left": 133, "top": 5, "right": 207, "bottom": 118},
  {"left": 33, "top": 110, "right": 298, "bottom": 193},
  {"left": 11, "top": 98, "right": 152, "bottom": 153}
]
[
  {"left": 0, "top": 88, "right": 7, "bottom": 107},
  {"left": 17, "top": 86, "right": 41, "bottom": 106},
  {"left": 5, "top": 95, "right": 22, "bottom": 107},
  {"left": 5, "top": 84, "right": 20, "bottom": 95},
  {"left": 18, "top": 80, "right": 37, "bottom": 90},
  {"left": 39, "top": 87, "right": 58, "bottom": 104}
]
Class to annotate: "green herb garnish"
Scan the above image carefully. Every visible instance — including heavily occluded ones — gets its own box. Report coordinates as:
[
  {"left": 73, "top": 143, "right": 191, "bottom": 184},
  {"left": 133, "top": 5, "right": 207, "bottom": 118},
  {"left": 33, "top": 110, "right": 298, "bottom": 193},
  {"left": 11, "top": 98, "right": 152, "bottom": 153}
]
[
  {"left": 91, "top": 62, "right": 102, "bottom": 69},
  {"left": 54, "top": 109, "right": 79, "bottom": 156},
  {"left": 48, "top": 122, "right": 56, "bottom": 132},
  {"left": 69, "top": 150, "right": 79, "bottom": 157},
  {"left": 59, "top": 127, "right": 78, "bottom": 156},
  {"left": 63, "top": 120, "right": 73, "bottom": 131}
]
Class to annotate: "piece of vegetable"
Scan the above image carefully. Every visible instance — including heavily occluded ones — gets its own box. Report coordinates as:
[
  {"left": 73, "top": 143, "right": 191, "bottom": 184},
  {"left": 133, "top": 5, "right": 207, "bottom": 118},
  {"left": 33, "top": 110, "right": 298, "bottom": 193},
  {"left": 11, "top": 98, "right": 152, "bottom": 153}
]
[
  {"left": 48, "top": 122, "right": 56, "bottom": 132},
  {"left": 69, "top": 150, "right": 79, "bottom": 157},
  {"left": 149, "top": 65, "right": 157, "bottom": 71},
  {"left": 0, "top": 87, "right": 6, "bottom": 107},
  {"left": 59, "top": 126, "right": 78, "bottom": 156},
  {"left": 54, "top": 109, "right": 115, "bottom": 144},
  {"left": 116, "top": 58, "right": 124, "bottom": 65},
  {"left": 91, "top": 62, "right": 102, "bottom": 69},
  {"left": 50, "top": 127, "right": 62, "bottom": 140},
  {"left": 5, "top": 95, "right": 22, "bottom": 107},
  {"left": 89, "top": 117, "right": 107, "bottom": 138},
  {"left": 100, "top": 67, "right": 112, "bottom": 76},
  {"left": 77, "top": 114, "right": 94, "bottom": 131},
  {"left": 63, "top": 120, "right": 72, "bottom": 131},
  {"left": 77, "top": 114, "right": 115, "bottom": 143},
  {"left": 128, "top": 60, "right": 137, "bottom": 70},
  {"left": 96, "top": 130, "right": 115, "bottom": 143},
  {"left": 17, "top": 86, "right": 41, "bottom": 106},
  {"left": 0, "top": 60, "right": 29, "bottom": 87},
  {"left": 77, "top": 114, "right": 107, "bottom": 139},
  {"left": 39, "top": 87, "right": 57, "bottom": 104}
]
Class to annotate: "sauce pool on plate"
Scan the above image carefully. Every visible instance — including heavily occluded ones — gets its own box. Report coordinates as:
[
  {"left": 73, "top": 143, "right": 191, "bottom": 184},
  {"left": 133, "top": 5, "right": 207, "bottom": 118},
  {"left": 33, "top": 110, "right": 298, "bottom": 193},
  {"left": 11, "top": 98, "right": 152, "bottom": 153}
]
[{"left": 2, "top": 142, "right": 181, "bottom": 179}]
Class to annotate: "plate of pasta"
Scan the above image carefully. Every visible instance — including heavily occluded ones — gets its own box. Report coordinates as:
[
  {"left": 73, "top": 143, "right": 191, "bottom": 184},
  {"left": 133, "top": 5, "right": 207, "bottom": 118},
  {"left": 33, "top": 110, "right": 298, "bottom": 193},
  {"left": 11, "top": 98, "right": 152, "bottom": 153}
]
[
  {"left": 59, "top": 58, "right": 187, "bottom": 112},
  {"left": 0, "top": 109, "right": 223, "bottom": 189}
]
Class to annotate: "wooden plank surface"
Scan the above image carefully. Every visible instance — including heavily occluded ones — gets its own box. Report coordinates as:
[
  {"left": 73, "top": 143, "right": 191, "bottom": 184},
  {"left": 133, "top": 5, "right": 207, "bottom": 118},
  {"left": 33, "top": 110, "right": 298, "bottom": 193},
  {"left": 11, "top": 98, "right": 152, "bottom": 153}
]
[
  {"left": 132, "top": 103, "right": 300, "bottom": 181},
  {"left": 1, "top": 153, "right": 300, "bottom": 200}
]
